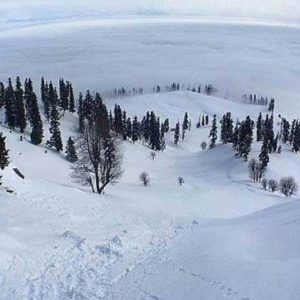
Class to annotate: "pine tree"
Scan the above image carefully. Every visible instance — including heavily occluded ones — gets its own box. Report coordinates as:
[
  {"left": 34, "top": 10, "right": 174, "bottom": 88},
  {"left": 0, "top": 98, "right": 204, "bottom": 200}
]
[
  {"left": 114, "top": 105, "right": 123, "bottom": 135},
  {"left": 182, "top": 113, "right": 189, "bottom": 131},
  {"left": 14, "top": 77, "right": 26, "bottom": 133},
  {"left": 209, "top": 115, "right": 218, "bottom": 149},
  {"left": 259, "top": 137, "right": 270, "bottom": 169},
  {"left": 0, "top": 133, "right": 9, "bottom": 185},
  {"left": 174, "top": 122, "right": 180, "bottom": 145},
  {"left": 68, "top": 82, "right": 75, "bottom": 113},
  {"left": 65, "top": 137, "right": 78, "bottom": 162},
  {"left": 232, "top": 124, "right": 239, "bottom": 150},
  {"left": 289, "top": 119, "right": 297, "bottom": 145},
  {"left": 220, "top": 112, "right": 233, "bottom": 144},
  {"left": 205, "top": 115, "right": 209, "bottom": 126},
  {"left": 292, "top": 122, "right": 300, "bottom": 153},
  {"left": 47, "top": 103, "right": 63, "bottom": 152},
  {"left": 256, "top": 113, "right": 263, "bottom": 142},
  {"left": 237, "top": 116, "right": 254, "bottom": 160},
  {"left": 4, "top": 78, "right": 16, "bottom": 129},
  {"left": 282, "top": 118, "right": 290, "bottom": 144},
  {"left": 78, "top": 92, "right": 85, "bottom": 133},
  {"left": 202, "top": 115, "right": 205, "bottom": 126},
  {"left": 0, "top": 82, "right": 5, "bottom": 108},
  {"left": 132, "top": 116, "right": 140, "bottom": 143},
  {"left": 59, "top": 78, "right": 68, "bottom": 111},
  {"left": 25, "top": 79, "right": 44, "bottom": 145}
]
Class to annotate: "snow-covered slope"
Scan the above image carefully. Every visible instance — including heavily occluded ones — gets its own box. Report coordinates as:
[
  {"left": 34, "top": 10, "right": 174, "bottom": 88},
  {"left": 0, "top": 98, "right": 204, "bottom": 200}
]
[{"left": 0, "top": 91, "right": 299, "bottom": 299}]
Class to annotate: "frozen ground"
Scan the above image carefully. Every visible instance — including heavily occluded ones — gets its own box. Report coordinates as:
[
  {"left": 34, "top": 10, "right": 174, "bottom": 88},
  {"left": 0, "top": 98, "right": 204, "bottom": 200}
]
[{"left": 0, "top": 16, "right": 300, "bottom": 299}]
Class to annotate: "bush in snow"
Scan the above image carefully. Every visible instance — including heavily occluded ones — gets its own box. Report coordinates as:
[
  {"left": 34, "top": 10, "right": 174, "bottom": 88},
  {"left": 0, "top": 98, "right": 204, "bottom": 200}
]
[
  {"left": 201, "top": 141, "right": 207, "bottom": 151},
  {"left": 139, "top": 172, "right": 150, "bottom": 187},
  {"left": 268, "top": 179, "right": 279, "bottom": 192},
  {"left": 280, "top": 177, "right": 298, "bottom": 197},
  {"left": 178, "top": 177, "right": 185, "bottom": 186},
  {"left": 150, "top": 151, "right": 157, "bottom": 160},
  {"left": 261, "top": 178, "right": 268, "bottom": 190}
]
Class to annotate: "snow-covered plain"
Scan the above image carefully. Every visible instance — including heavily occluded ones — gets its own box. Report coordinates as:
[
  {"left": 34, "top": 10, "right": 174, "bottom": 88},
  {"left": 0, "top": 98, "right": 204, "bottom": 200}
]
[{"left": 0, "top": 17, "right": 300, "bottom": 299}]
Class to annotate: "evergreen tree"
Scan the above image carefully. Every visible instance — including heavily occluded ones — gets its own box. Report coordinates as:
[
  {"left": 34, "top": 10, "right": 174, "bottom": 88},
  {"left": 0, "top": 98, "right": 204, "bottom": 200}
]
[
  {"left": 4, "top": 78, "right": 16, "bottom": 129},
  {"left": 232, "top": 124, "right": 239, "bottom": 150},
  {"left": 114, "top": 105, "right": 123, "bottom": 135},
  {"left": 289, "top": 119, "right": 297, "bottom": 145},
  {"left": 163, "top": 118, "right": 170, "bottom": 133},
  {"left": 14, "top": 77, "right": 26, "bottom": 133},
  {"left": 65, "top": 137, "right": 78, "bottom": 162},
  {"left": 220, "top": 112, "right": 233, "bottom": 144},
  {"left": 209, "top": 115, "right": 218, "bottom": 149},
  {"left": 182, "top": 113, "right": 189, "bottom": 131},
  {"left": 174, "top": 122, "right": 180, "bottom": 145},
  {"left": 0, "top": 133, "right": 9, "bottom": 185},
  {"left": 205, "top": 115, "right": 209, "bottom": 126},
  {"left": 25, "top": 79, "right": 44, "bottom": 145},
  {"left": 68, "top": 82, "right": 75, "bottom": 113},
  {"left": 78, "top": 92, "right": 85, "bottom": 133},
  {"left": 259, "top": 137, "right": 270, "bottom": 169},
  {"left": 236, "top": 116, "right": 254, "bottom": 160},
  {"left": 47, "top": 103, "right": 63, "bottom": 152},
  {"left": 202, "top": 115, "right": 205, "bottom": 126},
  {"left": 0, "top": 82, "right": 5, "bottom": 108},
  {"left": 256, "top": 113, "right": 263, "bottom": 142},
  {"left": 132, "top": 116, "right": 140, "bottom": 143},
  {"left": 292, "top": 122, "right": 300, "bottom": 153},
  {"left": 59, "top": 78, "right": 68, "bottom": 111},
  {"left": 282, "top": 118, "right": 290, "bottom": 144}
]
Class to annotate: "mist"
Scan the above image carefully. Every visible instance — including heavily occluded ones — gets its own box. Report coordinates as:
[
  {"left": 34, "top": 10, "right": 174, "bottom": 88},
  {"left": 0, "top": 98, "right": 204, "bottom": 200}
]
[{"left": 0, "top": 0, "right": 299, "bottom": 23}]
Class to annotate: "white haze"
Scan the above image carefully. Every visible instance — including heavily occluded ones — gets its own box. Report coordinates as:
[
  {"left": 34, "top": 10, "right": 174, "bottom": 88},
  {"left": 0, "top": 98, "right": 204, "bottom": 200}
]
[{"left": 0, "top": 0, "right": 299, "bottom": 24}]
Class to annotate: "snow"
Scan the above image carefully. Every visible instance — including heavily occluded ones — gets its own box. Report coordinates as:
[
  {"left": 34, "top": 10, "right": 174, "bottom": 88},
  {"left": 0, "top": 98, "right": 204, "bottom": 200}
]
[{"left": 0, "top": 18, "right": 300, "bottom": 299}]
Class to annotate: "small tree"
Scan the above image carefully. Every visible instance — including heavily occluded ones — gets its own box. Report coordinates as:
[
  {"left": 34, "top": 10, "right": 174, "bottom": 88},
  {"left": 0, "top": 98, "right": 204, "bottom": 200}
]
[
  {"left": 209, "top": 114, "right": 218, "bottom": 149},
  {"left": 268, "top": 179, "right": 279, "bottom": 192},
  {"left": 150, "top": 151, "right": 157, "bottom": 160},
  {"left": 139, "top": 172, "right": 150, "bottom": 187},
  {"left": 178, "top": 177, "right": 185, "bottom": 186},
  {"left": 280, "top": 177, "right": 298, "bottom": 197},
  {"left": 65, "top": 137, "right": 78, "bottom": 163},
  {"left": 261, "top": 178, "right": 268, "bottom": 190},
  {"left": 201, "top": 141, "right": 207, "bottom": 151}
]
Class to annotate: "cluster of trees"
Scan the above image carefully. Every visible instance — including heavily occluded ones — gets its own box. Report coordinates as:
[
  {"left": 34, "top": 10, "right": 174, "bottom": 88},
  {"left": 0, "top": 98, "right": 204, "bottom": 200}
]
[
  {"left": 0, "top": 77, "right": 44, "bottom": 145},
  {"left": 41, "top": 77, "right": 75, "bottom": 119},
  {"left": 173, "top": 113, "right": 192, "bottom": 145},
  {"left": 0, "top": 133, "right": 9, "bottom": 185},
  {"left": 113, "top": 87, "right": 144, "bottom": 97},
  {"left": 281, "top": 117, "right": 300, "bottom": 153},
  {"left": 243, "top": 94, "right": 275, "bottom": 111},
  {"left": 196, "top": 115, "right": 210, "bottom": 128}
]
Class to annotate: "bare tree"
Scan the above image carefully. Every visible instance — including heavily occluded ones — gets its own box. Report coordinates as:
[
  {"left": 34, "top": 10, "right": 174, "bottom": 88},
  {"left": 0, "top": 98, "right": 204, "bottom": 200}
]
[
  {"left": 201, "top": 141, "right": 207, "bottom": 151},
  {"left": 261, "top": 178, "right": 268, "bottom": 190},
  {"left": 178, "top": 177, "right": 185, "bottom": 186},
  {"left": 139, "top": 172, "right": 150, "bottom": 186},
  {"left": 150, "top": 151, "right": 157, "bottom": 160},
  {"left": 268, "top": 179, "right": 279, "bottom": 192},
  {"left": 248, "top": 158, "right": 264, "bottom": 182},
  {"left": 73, "top": 122, "right": 123, "bottom": 194},
  {"left": 280, "top": 177, "right": 298, "bottom": 197}
]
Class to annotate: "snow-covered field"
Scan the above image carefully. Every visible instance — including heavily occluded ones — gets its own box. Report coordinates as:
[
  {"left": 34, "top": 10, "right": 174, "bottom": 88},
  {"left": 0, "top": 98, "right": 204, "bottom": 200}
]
[{"left": 0, "top": 17, "right": 300, "bottom": 299}]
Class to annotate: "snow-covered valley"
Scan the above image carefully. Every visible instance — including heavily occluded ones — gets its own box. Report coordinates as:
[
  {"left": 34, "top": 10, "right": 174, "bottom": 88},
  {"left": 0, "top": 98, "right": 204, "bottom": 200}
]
[{"left": 0, "top": 17, "right": 300, "bottom": 300}]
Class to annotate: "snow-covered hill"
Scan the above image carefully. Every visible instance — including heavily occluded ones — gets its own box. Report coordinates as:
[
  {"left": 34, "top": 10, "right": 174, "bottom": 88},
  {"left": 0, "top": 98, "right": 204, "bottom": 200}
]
[{"left": 0, "top": 91, "right": 299, "bottom": 299}]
